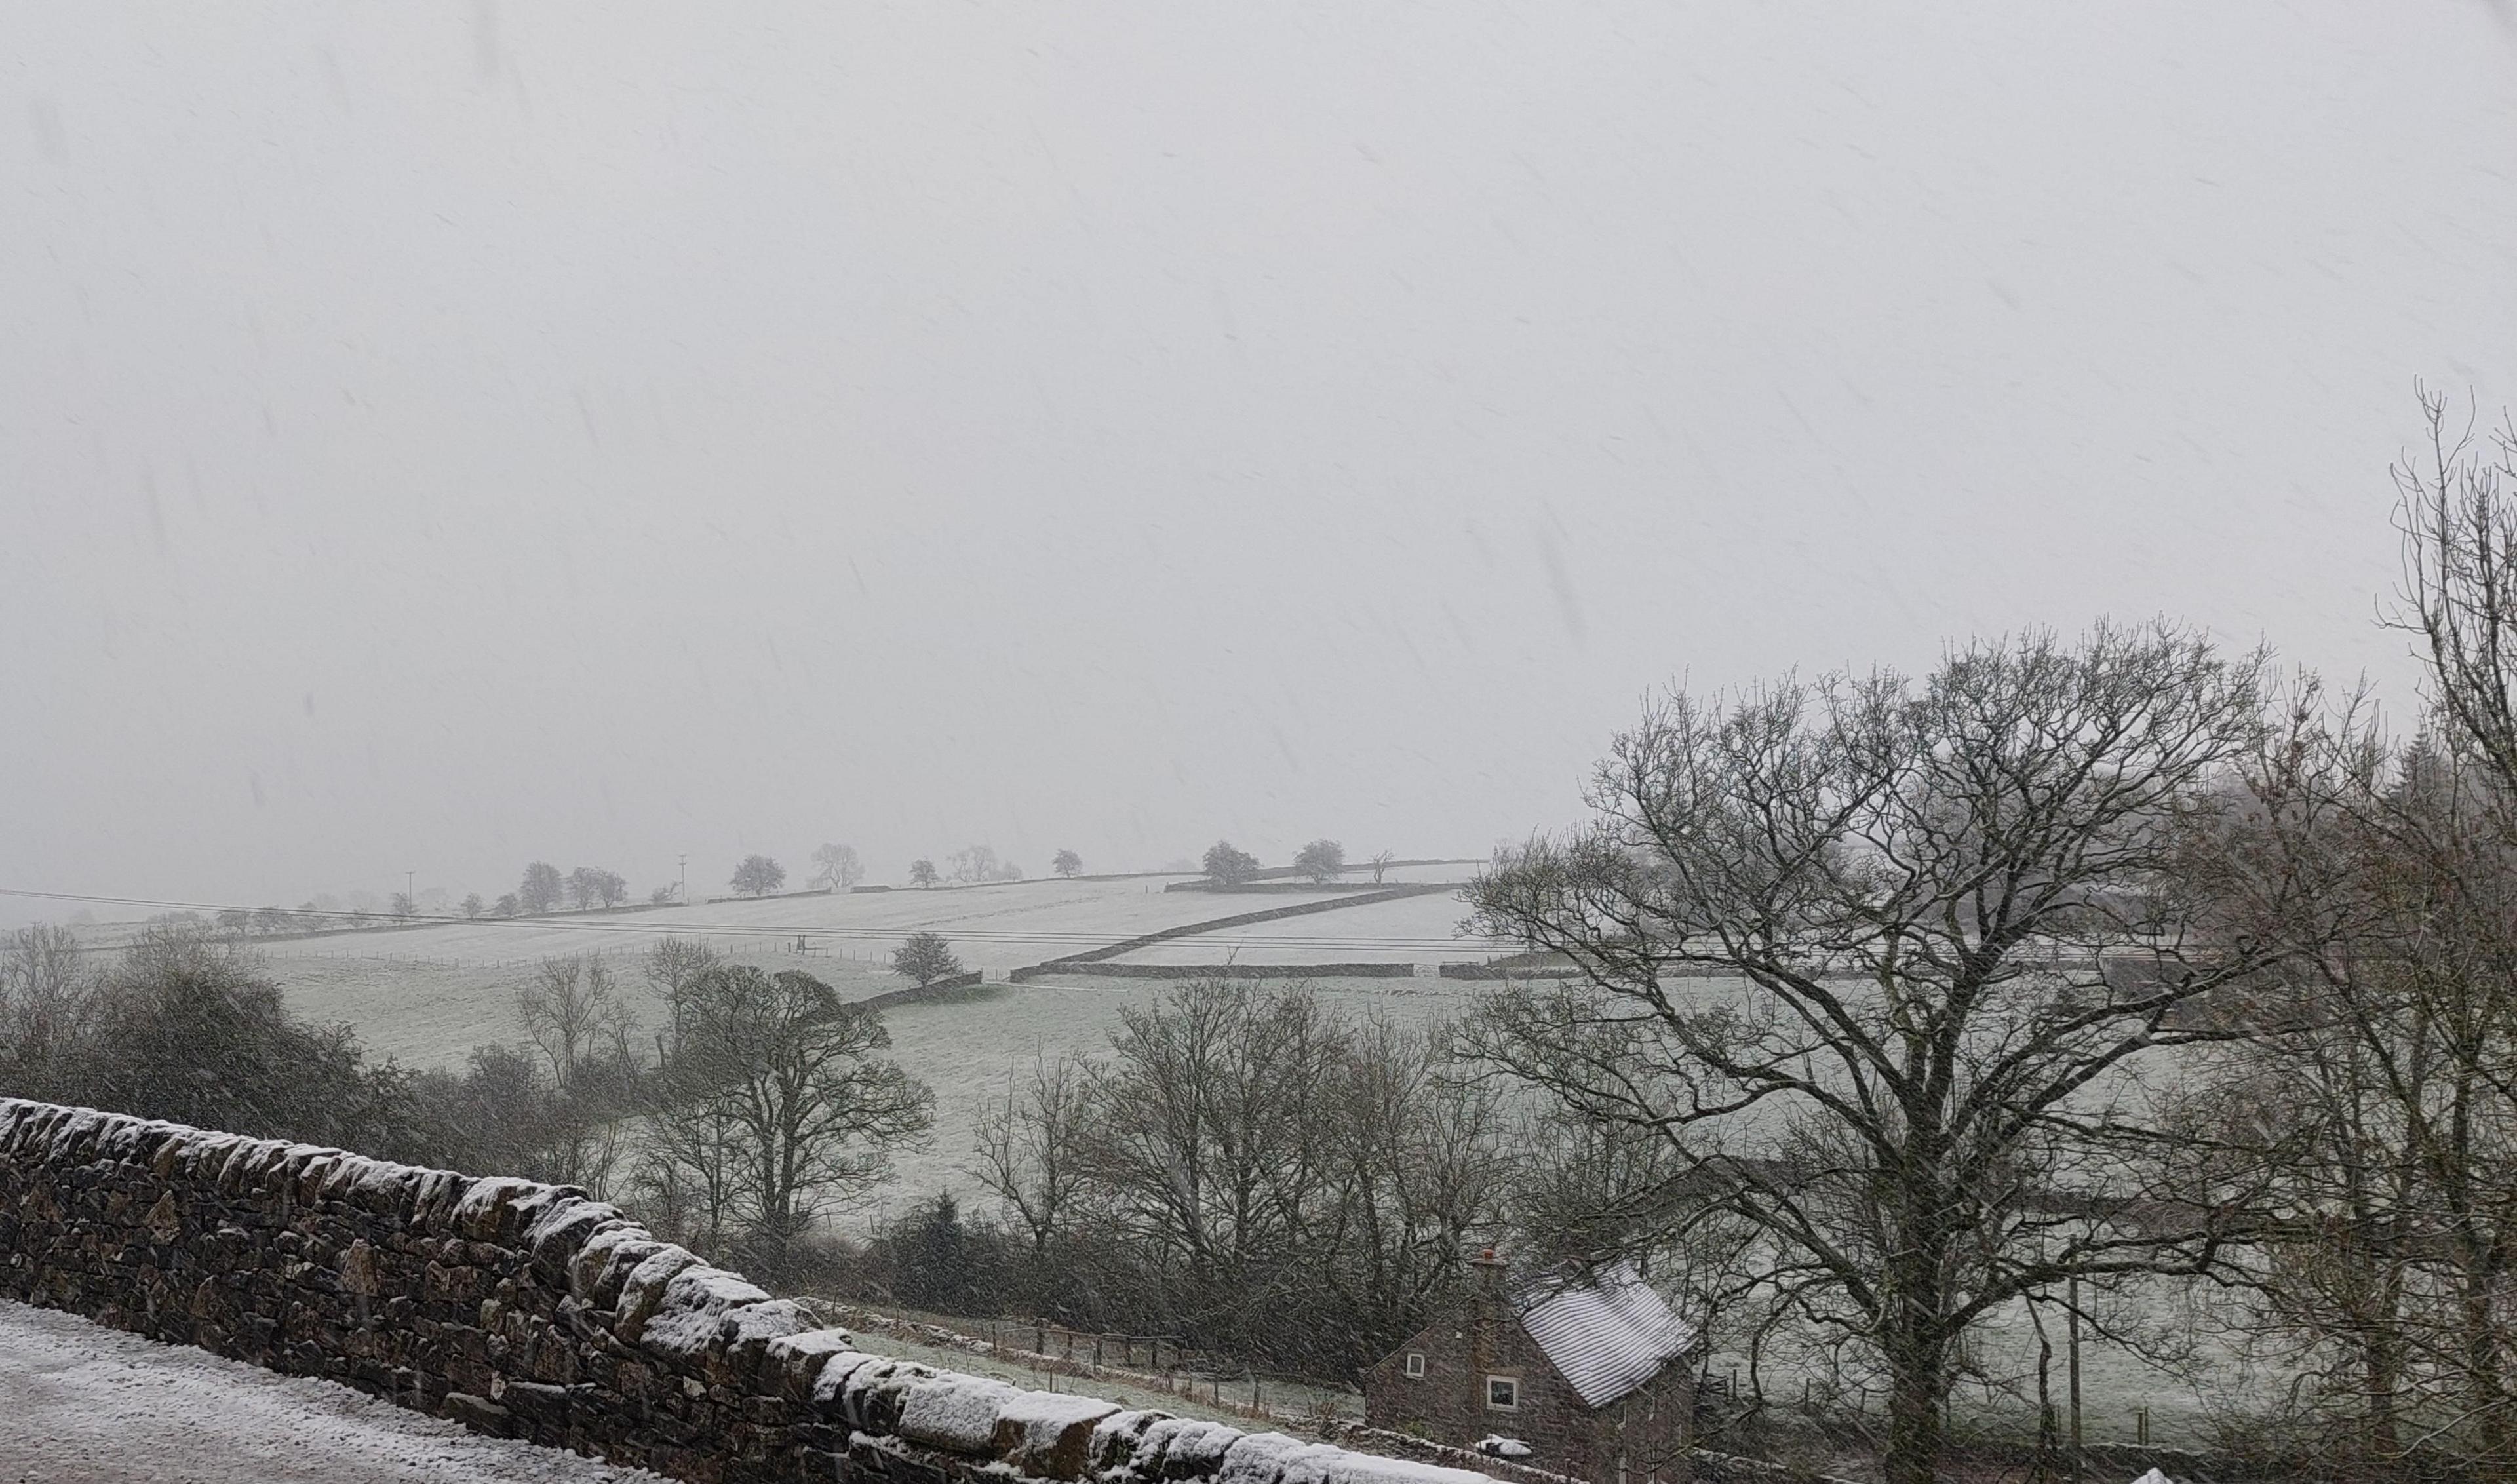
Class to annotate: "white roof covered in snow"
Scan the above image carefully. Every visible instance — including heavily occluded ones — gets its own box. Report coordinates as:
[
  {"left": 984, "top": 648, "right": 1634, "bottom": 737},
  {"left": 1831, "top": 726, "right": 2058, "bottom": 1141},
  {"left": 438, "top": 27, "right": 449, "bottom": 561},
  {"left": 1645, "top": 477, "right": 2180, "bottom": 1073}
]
[{"left": 1512, "top": 1262, "right": 1694, "bottom": 1409}]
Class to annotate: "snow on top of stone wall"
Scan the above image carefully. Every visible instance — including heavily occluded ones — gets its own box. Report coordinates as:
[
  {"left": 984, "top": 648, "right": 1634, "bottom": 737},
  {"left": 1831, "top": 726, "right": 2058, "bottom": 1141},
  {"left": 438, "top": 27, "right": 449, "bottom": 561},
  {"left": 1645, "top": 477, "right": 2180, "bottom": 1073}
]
[
  {"left": 1222, "top": 1432, "right": 1502, "bottom": 1484},
  {"left": 3, "top": 1098, "right": 1515, "bottom": 1484},
  {"left": 998, "top": 1390, "right": 1123, "bottom": 1445},
  {"left": 1107, "top": 1415, "right": 1248, "bottom": 1483},
  {"left": 900, "top": 1373, "right": 1028, "bottom": 1453},
  {"left": 809, "top": 1350, "right": 888, "bottom": 1409},
  {"left": 896, "top": 1373, "right": 1119, "bottom": 1478},
  {"left": 717, "top": 1297, "right": 815, "bottom": 1350},
  {"left": 634, "top": 1264, "right": 779, "bottom": 1359},
  {"left": 766, "top": 1327, "right": 859, "bottom": 1365}
]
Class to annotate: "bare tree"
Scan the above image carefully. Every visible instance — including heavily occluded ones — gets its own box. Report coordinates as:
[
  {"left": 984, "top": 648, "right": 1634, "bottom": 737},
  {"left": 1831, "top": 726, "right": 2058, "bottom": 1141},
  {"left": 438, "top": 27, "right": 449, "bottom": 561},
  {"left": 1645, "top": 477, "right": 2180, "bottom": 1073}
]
[
  {"left": 2390, "top": 386, "right": 2517, "bottom": 791},
  {"left": 1053, "top": 849, "right": 1083, "bottom": 878},
  {"left": 1076, "top": 979, "right": 1350, "bottom": 1342},
  {"left": 908, "top": 858, "right": 938, "bottom": 889},
  {"left": 643, "top": 937, "right": 717, "bottom": 999},
  {"left": 0, "top": 922, "right": 99, "bottom": 1101},
  {"left": 969, "top": 1052, "right": 1092, "bottom": 1257},
  {"left": 518, "top": 861, "right": 564, "bottom": 914},
  {"left": 1302, "top": 1013, "right": 1510, "bottom": 1375},
  {"left": 988, "top": 977, "right": 1507, "bottom": 1375},
  {"left": 1202, "top": 840, "right": 1260, "bottom": 886},
  {"left": 891, "top": 931, "right": 964, "bottom": 988},
  {"left": 730, "top": 853, "right": 786, "bottom": 897},
  {"left": 518, "top": 957, "right": 633, "bottom": 1085},
  {"left": 513, "top": 956, "right": 643, "bottom": 1194},
  {"left": 565, "top": 866, "right": 627, "bottom": 910},
  {"left": 948, "top": 844, "right": 1000, "bottom": 885},
  {"left": 649, "top": 965, "right": 933, "bottom": 1266},
  {"left": 2185, "top": 711, "right": 2517, "bottom": 1473},
  {"left": 1293, "top": 838, "right": 1346, "bottom": 884},
  {"left": 633, "top": 938, "right": 742, "bottom": 1255},
  {"left": 810, "top": 842, "right": 864, "bottom": 891},
  {"left": 1368, "top": 850, "right": 1395, "bottom": 885},
  {"left": 1464, "top": 622, "right": 2274, "bottom": 1484}
]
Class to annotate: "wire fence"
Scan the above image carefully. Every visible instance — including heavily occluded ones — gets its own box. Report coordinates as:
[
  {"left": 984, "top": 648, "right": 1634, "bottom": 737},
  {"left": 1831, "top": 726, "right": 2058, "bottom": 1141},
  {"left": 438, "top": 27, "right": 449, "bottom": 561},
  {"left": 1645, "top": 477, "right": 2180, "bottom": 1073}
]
[{"left": 819, "top": 1302, "right": 1356, "bottom": 1426}]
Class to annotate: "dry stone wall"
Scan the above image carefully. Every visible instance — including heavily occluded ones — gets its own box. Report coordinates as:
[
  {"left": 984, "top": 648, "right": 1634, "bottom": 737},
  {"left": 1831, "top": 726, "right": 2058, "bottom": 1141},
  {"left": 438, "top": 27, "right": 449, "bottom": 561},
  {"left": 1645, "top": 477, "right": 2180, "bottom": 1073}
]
[
  {"left": 1007, "top": 885, "right": 1451, "bottom": 983},
  {"left": 0, "top": 1097, "right": 1498, "bottom": 1484}
]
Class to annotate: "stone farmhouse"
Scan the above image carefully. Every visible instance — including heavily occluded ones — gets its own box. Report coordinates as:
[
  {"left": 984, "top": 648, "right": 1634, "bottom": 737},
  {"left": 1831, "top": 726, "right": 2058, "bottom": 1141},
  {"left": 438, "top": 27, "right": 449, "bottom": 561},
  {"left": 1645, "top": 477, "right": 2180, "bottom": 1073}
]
[{"left": 1362, "top": 1251, "right": 1696, "bottom": 1484}]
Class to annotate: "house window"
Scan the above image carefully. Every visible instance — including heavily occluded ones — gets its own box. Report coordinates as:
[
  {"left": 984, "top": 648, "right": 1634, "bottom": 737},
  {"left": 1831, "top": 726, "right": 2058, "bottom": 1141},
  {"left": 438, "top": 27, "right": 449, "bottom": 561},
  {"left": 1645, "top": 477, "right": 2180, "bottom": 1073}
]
[
  {"left": 1404, "top": 1352, "right": 1426, "bottom": 1379},
  {"left": 1485, "top": 1375, "right": 1519, "bottom": 1411}
]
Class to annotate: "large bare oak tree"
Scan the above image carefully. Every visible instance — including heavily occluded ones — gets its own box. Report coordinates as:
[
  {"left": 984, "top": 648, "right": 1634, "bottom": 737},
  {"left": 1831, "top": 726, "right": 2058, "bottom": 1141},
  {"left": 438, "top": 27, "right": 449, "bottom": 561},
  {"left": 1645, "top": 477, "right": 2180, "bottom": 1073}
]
[{"left": 1464, "top": 621, "right": 2274, "bottom": 1484}]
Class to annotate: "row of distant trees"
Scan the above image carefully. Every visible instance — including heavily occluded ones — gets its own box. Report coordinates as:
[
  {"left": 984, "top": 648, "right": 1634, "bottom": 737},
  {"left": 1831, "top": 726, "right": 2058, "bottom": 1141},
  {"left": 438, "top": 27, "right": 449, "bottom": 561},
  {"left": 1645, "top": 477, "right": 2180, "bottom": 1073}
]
[
  {"left": 1198, "top": 838, "right": 1395, "bottom": 885},
  {"left": 211, "top": 835, "right": 1397, "bottom": 935}
]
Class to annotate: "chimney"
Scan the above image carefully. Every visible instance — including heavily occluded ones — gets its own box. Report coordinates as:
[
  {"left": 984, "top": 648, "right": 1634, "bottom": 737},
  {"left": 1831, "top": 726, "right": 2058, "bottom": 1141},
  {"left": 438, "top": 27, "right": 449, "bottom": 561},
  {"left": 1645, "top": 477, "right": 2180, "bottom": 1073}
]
[{"left": 1468, "top": 1246, "right": 1509, "bottom": 1375}]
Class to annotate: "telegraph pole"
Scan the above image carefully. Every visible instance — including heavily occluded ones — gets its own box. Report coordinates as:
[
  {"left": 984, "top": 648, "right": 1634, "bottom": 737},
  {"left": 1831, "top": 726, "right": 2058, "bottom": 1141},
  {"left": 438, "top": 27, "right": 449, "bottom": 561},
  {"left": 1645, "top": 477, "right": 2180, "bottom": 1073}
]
[
  {"left": 677, "top": 854, "right": 688, "bottom": 904},
  {"left": 405, "top": 870, "right": 416, "bottom": 918}
]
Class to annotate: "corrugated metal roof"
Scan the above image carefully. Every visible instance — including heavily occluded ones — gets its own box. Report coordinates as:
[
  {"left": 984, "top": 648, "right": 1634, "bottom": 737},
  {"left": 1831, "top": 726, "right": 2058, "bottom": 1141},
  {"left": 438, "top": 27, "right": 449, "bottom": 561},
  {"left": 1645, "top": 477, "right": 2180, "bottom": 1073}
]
[{"left": 1512, "top": 1262, "right": 1693, "bottom": 1409}]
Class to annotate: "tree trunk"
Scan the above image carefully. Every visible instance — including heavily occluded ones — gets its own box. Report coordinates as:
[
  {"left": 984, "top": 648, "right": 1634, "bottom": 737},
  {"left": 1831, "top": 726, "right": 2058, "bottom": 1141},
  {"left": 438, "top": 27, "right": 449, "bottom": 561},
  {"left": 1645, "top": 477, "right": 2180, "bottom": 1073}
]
[
  {"left": 1881, "top": 1238, "right": 1947, "bottom": 1484},
  {"left": 2461, "top": 1236, "right": 2510, "bottom": 1477},
  {"left": 2362, "top": 1327, "right": 2402, "bottom": 1464},
  {"left": 1884, "top": 1335, "right": 1945, "bottom": 1484}
]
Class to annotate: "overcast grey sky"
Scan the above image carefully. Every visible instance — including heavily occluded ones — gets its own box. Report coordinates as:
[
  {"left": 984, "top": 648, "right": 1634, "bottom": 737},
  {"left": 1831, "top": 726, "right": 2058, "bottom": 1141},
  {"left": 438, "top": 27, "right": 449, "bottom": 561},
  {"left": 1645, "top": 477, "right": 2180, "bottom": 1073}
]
[{"left": 3, "top": 2, "right": 2514, "bottom": 918}]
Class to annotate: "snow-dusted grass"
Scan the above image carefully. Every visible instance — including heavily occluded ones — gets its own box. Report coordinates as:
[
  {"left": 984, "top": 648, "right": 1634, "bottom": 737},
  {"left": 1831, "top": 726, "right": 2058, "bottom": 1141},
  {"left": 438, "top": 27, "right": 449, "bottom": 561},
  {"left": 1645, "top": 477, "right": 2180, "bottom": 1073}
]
[
  {"left": 0, "top": 1300, "right": 663, "bottom": 1483},
  {"left": 277, "top": 948, "right": 900, "bottom": 1073},
  {"left": 1108, "top": 889, "right": 1503, "bottom": 966},
  {"left": 258, "top": 875, "right": 1472, "bottom": 1085},
  {"left": 248, "top": 875, "right": 1372, "bottom": 977},
  {"left": 1317, "top": 861, "right": 1486, "bottom": 886},
  {"left": 1695, "top": 1278, "right": 2281, "bottom": 1453},
  {"left": 819, "top": 1300, "right": 1362, "bottom": 1434}
]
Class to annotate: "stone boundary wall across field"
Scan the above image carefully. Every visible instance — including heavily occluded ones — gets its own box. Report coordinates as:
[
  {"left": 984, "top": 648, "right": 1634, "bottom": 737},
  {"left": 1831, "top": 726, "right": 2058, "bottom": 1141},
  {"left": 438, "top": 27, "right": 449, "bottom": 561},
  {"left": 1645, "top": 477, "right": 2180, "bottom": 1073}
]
[
  {"left": 1058, "top": 962, "right": 1417, "bottom": 980},
  {"left": 1007, "top": 884, "right": 1455, "bottom": 983},
  {"left": 856, "top": 971, "right": 991, "bottom": 1009},
  {"left": 0, "top": 1098, "right": 1502, "bottom": 1484}
]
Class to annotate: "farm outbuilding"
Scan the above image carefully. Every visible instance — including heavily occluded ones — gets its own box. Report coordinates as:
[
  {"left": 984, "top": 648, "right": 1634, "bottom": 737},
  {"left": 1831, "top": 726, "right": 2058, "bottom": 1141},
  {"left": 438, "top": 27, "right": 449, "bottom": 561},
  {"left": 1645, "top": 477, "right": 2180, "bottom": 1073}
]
[{"left": 1363, "top": 1252, "right": 1696, "bottom": 1484}]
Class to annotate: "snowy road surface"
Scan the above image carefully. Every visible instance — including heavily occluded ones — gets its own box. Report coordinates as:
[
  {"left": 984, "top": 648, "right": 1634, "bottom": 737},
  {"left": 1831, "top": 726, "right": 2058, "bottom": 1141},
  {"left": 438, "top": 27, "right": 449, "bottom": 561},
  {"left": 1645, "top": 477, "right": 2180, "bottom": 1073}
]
[{"left": 0, "top": 1301, "right": 662, "bottom": 1484}]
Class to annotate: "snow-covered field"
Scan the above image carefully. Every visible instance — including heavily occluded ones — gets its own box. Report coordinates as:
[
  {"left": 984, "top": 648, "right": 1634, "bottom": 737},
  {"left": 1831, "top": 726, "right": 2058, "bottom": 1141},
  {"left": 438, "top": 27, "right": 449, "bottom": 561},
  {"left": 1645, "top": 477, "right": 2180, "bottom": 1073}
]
[
  {"left": 250, "top": 873, "right": 1484, "bottom": 1076},
  {"left": 231, "top": 875, "right": 1494, "bottom": 1225},
  {"left": 277, "top": 948, "right": 904, "bottom": 1073},
  {"left": 248, "top": 875, "right": 1368, "bottom": 977},
  {"left": 0, "top": 1300, "right": 663, "bottom": 1484},
  {"left": 1106, "top": 889, "right": 1504, "bottom": 966}
]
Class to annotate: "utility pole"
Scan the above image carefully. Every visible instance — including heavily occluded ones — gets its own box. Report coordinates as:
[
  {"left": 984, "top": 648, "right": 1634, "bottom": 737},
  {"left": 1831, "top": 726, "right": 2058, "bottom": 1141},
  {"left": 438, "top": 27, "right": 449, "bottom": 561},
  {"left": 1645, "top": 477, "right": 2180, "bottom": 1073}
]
[
  {"left": 406, "top": 870, "right": 416, "bottom": 918},
  {"left": 677, "top": 853, "right": 688, "bottom": 904}
]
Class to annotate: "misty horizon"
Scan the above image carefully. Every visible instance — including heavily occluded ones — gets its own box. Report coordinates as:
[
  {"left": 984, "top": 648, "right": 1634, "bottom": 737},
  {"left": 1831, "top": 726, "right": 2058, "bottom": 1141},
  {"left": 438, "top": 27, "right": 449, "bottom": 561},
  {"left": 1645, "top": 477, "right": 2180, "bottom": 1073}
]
[{"left": 7, "top": 3, "right": 2514, "bottom": 926}]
